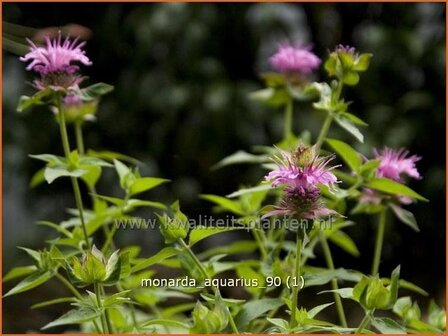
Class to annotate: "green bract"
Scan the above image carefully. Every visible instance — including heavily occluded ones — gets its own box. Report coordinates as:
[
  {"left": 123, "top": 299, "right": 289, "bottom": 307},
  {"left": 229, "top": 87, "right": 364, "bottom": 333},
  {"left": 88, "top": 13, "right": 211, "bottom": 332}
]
[{"left": 68, "top": 245, "right": 122, "bottom": 286}]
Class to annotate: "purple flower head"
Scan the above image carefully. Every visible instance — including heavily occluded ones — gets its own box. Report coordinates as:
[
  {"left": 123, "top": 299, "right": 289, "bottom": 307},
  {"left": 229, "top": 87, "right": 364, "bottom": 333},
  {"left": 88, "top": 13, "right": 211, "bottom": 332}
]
[
  {"left": 269, "top": 42, "right": 321, "bottom": 75},
  {"left": 265, "top": 145, "right": 339, "bottom": 191},
  {"left": 264, "top": 145, "right": 339, "bottom": 220},
  {"left": 360, "top": 147, "right": 422, "bottom": 206},
  {"left": 335, "top": 44, "right": 356, "bottom": 55},
  {"left": 20, "top": 32, "right": 91, "bottom": 90},
  {"left": 264, "top": 186, "right": 336, "bottom": 220},
  {"left": 374, "top": 147, "right": 421, "bottom": 183}
]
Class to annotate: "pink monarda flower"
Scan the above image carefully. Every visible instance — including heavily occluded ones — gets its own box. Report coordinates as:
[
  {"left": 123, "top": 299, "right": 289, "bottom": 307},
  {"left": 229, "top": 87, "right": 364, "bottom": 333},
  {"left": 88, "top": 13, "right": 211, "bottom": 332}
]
[
  {"left": 20, "top": 32, "right": 91, "bottom": 90},
  {"left": 269, "top": 42, "right": 321, "bottom": 75},
  {"left": 361, "top": 147, "right": 421, "bottom": 205},
  {"left": 374, "top": 147, "right": 421, "bottom": 183},
  {"left": 265, "top": 145, "right": 339, "bottom": 191},
  {"left": 264, "top": 145, "right": 339, "bottom": 219}
]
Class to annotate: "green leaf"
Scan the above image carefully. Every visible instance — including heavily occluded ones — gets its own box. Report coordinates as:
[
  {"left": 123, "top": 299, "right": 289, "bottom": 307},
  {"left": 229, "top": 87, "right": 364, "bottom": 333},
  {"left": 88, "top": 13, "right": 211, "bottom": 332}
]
[
  {"left": 30, "top": 168, "right": 46, "bottom": 188},
  {"left": 212, "top": 150, "right": 268, "bottom": 170},
  {"left": 353, "top": 53, "right": 373, "bottom": 72},
  {"left": 226, "top": 184, "right": 272, "bottom": 198},
  {"left": 389, "top": 204, "right": 420, "bottom": 232},
  {"left": 305, "top": 268, "right": 360, "bottom": 287},
  {"left": 78, "top": 83, "right": 114, "bottom": 101},
  {"left": 308, "top": 302, "right": 334, "bottom": 318},
  {"left": 334, "top": 115, "right": 364, "bottom": 142},
  {"left": 235, "top": 298, "right": 284, "bottom": 329},
  {"left": 396, "top": 279, "right": 428, "bottom": 296},
  {"left": 141, "top": 318, "right": 190, "bottom": 330},
  {"left": 44, "top": 166, "right": 85, "bottom": 184},
  {"left": 249, "top": 87, "right": 291, "bottom": 107},
  {"left": 17, "top": 247, "right": 41, "bottom": 262},
  {"left": 114, "top": 159, "right": 132, "bottom": 190},
  {"left": 42, "top": 307, "right": 101, "bottom": 330},
  {"left": 371, "top": 317, "right": 406, "bottom": 334},
  {"left": 80, "top": 165, "right": 102, "bottom": 189},
  {"left": 326, "top": 138, "right": 362, "bottom": 172},
  {"left": 37, "top": 221, "right": 73, "bottom": 238},
  {"left": 31, "top": 297, "right": 76, "bottom": 309},
  {"left": 29, "top": 154, "right": 65, "bottom": 164},
  {"left": 17, "top": 88, "right": 54, "bottom": 113},
  {"left": 236, "top": 265, "right": 265, "bottom": 295},
  {"left": 328, "top": 230, "right": 360, "bottom": 257},
  {"left": 313, "top": 82, "right": 333, "bottom": 111},
  {"left": 342, "top": 71, "right": 360, "bottom": 86},
  {"left": 189, "top": 227, "right": 240, "bottom": 246},
  {"left": 126, "top": 199, "right": 166, "bottom": 210},
  {"left": 340, "top": 112, "right": 368, "bottom": 126},
  {"left": 105, "top": 250, "right": 121, "bottom": 280},
  {"left": 200, "top": 194, "right": 244, "bottom": 215},
  {"left": 130, "top": 177, "right": 169, "bottom": 196},
  {"left": 3, "top": 265, "right": 37, "bottom": 282},
  {"left": 131, "top": 247, "right": 179, "bottom": 273},
  {"left": 3, "top": 271, "right": 52, "bottom": 297},
  {"left": 366, "top": 178, "right": 428, "bottom": 202},
  {"left": 388, "top": 265, "right": 401, "bottom": 307},
  {"left": 319, "top": 287, "right": 354, "bottom": 299},
  {"left": 86, "top": 149, "right": 140, "bottom": 165}
]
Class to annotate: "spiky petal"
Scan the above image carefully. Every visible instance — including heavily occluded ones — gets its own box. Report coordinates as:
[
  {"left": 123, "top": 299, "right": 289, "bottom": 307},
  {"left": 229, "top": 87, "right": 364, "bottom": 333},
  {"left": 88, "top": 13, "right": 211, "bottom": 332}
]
[
  {"left": 20, "top": 32, "right": 91, "bottom": 90},
  {"left": 374, "top": 147, "right": 421, "bottom": 183},
  {"left": 264, "top": 145, "right": 339, "bottom": 220}
]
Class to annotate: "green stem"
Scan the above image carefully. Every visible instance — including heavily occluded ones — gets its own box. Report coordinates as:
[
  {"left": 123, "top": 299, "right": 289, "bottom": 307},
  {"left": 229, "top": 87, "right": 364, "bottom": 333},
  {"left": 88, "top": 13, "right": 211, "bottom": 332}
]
[
  {"left": 99, "top": 285, "right": 114, "bottom": 333},
  {"left": 289, "top": 231, "right": 302, "bottom": 329},
  {"left": 55, "top": 273, "right": 83, "bottom": 300},
  {"left": 283, "top": 98, "right": 293, "bottom": 139},
  {"left": 58, "top": 98, "right": 111, "bottom": 332},
  {"left": 57, "top": 96, "right": 90, "bottom": 250},
  {"left": 319, "top": 232, "right": 348, "bottom": 327},
  {"left": 315, "top": 113, "right": 333, "bottom": 152},
  {"left": 356, "top": 310, "right": 373, "bottom": 334},
  {"left": 74, "top": 120, "right": 85, "bottom": 155},
  {"left": 315, "top": 80, "right": 344, "bottom": 152},
  {"left": 252, "top": 227, "right": 268, "bottom": 260},
  {"left": 178, "top": 238, "right": 239, "bottom": 334},
  {"left": 70, "top": 178, "right": 91, "bottom": 250},
  {"left": 94, "top": 283, "right": 109, "bottom": 334},
  {"left": 55, "top": 273, "right": 101, "bottom": 333},
  {"left": 72, "top": 120, "right": 117, "bottom": 253},
  {"left": 371, "top": 208, "right": 387, "bottom": 276}
]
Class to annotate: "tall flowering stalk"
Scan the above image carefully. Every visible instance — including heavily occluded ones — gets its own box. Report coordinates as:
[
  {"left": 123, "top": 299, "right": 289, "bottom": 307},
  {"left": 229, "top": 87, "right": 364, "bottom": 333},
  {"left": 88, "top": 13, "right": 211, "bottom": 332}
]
[
  {"left": 362, "top": 147, "right": 422, "bottom": 276},
  {"left": 21, "top": 33, "right": 92, "bottom": 248},
  {"left": 265, "top": 144, "right": 339, "bottom": 329},
  {"left": 269, "top": 42, "right": 321, "bottom": 139},
  {"left": 20, "top": 33, "right": 112, "bottom": 333}
]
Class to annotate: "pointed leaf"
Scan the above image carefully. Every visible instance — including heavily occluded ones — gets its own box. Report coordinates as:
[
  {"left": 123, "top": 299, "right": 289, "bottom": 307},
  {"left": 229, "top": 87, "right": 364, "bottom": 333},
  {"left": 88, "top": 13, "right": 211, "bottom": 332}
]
[
  {"left": 42, "top": 307, "right": 101, "bottom": 330},
  {"left": 326, "top": 138, "right": 362, "bottom": 173},
  {"left": 366, "top": 178, "right": 428, "bottom": 202},
  {"left": 390, "top": 204, "right": 419, "bottom": 231},
  {"left": 130, "top": 177, "right": 169, "bottom": 196},
  {"left": 3, "top": 271, "right": 52, "bottom": 297}
]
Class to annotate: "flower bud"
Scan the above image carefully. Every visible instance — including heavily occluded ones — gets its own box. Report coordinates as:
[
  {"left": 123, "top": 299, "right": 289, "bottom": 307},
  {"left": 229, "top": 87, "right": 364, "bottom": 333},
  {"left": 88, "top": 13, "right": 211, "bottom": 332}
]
[{"left": 68, "top": 245, "right": 122, "bottom": 286}]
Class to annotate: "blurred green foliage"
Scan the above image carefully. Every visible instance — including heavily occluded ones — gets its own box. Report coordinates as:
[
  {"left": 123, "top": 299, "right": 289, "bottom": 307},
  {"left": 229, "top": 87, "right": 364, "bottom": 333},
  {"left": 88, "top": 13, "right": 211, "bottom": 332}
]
[{"left": 2, "top": 3, "right": 445, "bottom": 333}]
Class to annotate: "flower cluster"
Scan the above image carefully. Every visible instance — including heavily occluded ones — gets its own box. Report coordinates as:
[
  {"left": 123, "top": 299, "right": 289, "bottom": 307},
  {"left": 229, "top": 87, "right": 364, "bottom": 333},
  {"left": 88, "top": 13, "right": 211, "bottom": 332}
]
[
  {"left": 374, "top": 147, "right": 421, "bottom": 182},
  {"left": 270, "top": 42, "right": 321, "bottom": 75},
  {"left": 20, "top": 32, "right": 91, "bottom": 90},
  {"left": 361, "top": 147, "right": 421, "bottom": 205},
  {"left": 265, "top": 145, "right": 338, "bottom": 219}
]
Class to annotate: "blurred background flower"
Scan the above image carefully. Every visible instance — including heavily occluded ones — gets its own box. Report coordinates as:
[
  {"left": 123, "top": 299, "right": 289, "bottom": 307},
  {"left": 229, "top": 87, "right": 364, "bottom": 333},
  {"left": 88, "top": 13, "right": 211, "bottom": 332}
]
[{"left": 2, "top": 3, "right": 445, "bottom": 332}]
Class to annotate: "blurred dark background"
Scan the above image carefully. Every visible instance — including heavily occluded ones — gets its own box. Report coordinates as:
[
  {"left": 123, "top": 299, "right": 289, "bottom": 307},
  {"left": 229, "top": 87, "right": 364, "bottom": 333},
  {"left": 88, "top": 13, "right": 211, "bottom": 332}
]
[{"left": 2, "top": 3, "right": 446, "bottom": 333}]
